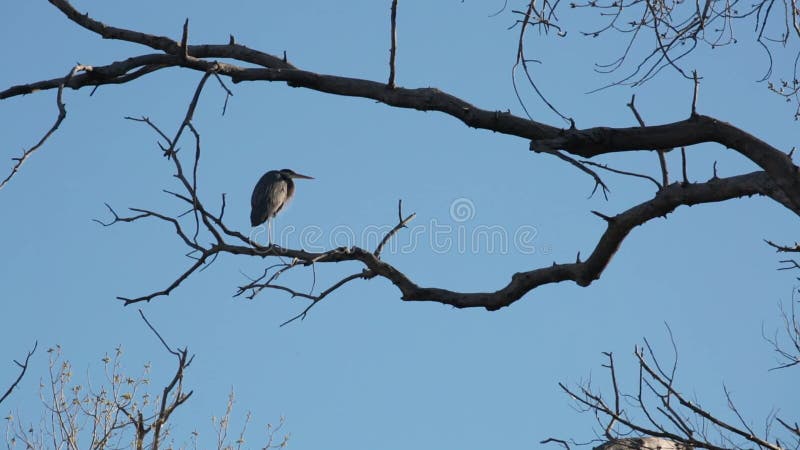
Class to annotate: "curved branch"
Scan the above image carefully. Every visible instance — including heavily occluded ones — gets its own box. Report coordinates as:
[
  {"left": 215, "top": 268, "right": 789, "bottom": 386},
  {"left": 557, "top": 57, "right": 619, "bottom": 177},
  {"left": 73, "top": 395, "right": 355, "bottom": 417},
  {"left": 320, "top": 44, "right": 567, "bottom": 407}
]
[
  {"left": 120, "top": 168, "right": 788, "bottom": 311},
  {"left": 0, "top": 66, "right": 80, "bottom": 190},
  {"left": 531, "top": 116, "right": 800, "bottom": 211},
  {"left": 46, "top": 0, "right": 293, "bottom": 70},
  {"left": 0, "top": 54, "right": 175, "bottom": 100},
  {"left": 4, "top": 3, "right": 798, "bottom": 210},
  {"left": 392, "top": 171, "right": 792, "bottom": 309},
  {"left": 5, "top": 0, "right": 800, "bottom": 314}
]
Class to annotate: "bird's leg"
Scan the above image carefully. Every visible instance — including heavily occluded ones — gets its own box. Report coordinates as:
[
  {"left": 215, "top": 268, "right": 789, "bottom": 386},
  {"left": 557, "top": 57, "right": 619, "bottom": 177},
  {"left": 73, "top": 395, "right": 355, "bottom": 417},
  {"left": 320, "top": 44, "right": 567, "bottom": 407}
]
[{"left": 267, "top": 218, "right": 273, "bottom": 247}]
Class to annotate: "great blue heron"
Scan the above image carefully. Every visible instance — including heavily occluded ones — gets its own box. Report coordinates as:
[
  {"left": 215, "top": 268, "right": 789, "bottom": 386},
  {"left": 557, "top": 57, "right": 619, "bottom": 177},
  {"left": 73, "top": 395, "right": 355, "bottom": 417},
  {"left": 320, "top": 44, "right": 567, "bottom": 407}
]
[{"left": 250, "top": 169, "right": 314, "bottom": 245}]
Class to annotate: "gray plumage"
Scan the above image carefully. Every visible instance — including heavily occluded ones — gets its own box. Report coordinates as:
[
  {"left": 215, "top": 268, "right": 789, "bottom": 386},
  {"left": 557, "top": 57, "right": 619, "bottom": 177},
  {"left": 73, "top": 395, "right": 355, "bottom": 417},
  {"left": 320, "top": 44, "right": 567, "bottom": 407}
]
[{"left": 250, "top": 169, "right": 313, "bottom": 243}]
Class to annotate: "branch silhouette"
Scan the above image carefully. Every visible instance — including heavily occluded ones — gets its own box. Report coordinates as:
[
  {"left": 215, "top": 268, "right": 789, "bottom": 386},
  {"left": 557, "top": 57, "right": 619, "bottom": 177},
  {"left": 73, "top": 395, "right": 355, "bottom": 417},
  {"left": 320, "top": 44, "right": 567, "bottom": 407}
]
[
  {"left": 3, "top": 0, "right": 800, "bottom": 317},
  {"left": 0, "top": 342, "right": 37, "bottom": 406}
]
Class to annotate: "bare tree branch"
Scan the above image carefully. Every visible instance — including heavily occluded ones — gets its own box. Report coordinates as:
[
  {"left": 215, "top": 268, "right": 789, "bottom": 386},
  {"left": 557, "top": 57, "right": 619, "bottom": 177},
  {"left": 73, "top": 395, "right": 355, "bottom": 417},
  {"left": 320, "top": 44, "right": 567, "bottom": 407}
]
[
  {"left": 691, "top": 71, "right": 701, "bottom": 117},
  {"left": 86, "top": 47, "right": 796, "bottom": 314},
  {"left": 0, "top": 341, "right": 37, "bottom": 405},
  {"left": 627, "top": 94, "right": 669, "bottom": 187},
  {"left": 0, "top": 66, "right": 80, "bottom": 190},
  {"left": 278, "top": 271, "right": 373, "bottom": 327},
  {"left": 3, "top": 1, "right": 798, "bottom": 211},
  {"left": 580, "top": 160, "right": 661, "bottom": 190},
  {"left": 3, "top": 326, "right": 222, "bottom": 449},
  {"left": 765, "top": 240, "right": 800, "bottom": 253},
  {"left": 556, "top": 331, "right": 798, "bottom": 450},
  {"left": 4, "top": 0, "right": 800, "bottom": 315},
  {"left": 680, "top": 147, "right": 689, "bottom": 185},
  {"left": 388, "top": 0, "right": 398, "bottom": 88},
  {"left": 511, "top": 1, "right": 572, "bottom": 124},
  {"left": 537, "top": 150, "right": 611, "bottom": 199},
  {"left": 541, "top": 437, "right": 572, "bottom": 450},
  {"left": 763, "top": 291, "right": 800, "bottom": 370},
  {"left": 106, "top": 157, "right": 792, "bottom": 312},
  {"left": 375, "top": 200, "right": 416, "bottom": 258}
]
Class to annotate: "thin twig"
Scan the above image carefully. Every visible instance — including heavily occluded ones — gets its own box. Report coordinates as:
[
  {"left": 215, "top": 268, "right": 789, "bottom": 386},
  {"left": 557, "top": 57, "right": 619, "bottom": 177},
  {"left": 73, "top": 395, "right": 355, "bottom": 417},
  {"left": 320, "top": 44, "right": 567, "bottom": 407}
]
[
  {"left": 549, "top": 150, "right": 610, "bottom": 199},
  {"left": 0, "top": 341, "right": 38, "bottom": 405},
  {"left": 540, "top": 437, "right": 572, "bottom": 450},
  {"left": 118, "top": 255, "right": 210, "bottom": 305},
  {"left": 627, "top": 94, "right": 668, "bottom": 187},
  {"left": 279, "top": 271, "right": 371, "bottom": 326},
  {"left": 764, "top": 239, "right": 800, "bottom": 253},
  {"left": 602, "top": 352, "right": 620, "bottom": 439},
  {"left": 375, "top": 199, "right": 416, "bottom": 257},
  {"left": 581, "top": 160, "right": 661, "bottom": 189},
  {"left": 680, "top": 147, "right": 689, "bottom": 184},
  {"left": 180, "top": 19, "right": 189, "bottom": 60},
  {"left": 213, "top": 73, "right": 234, "bottom": 116},
  {"left": 0, "top": 66, "right": 82, "bottom": 190},
  {"left": 510, "top": 1, "right": 571, "bottom": 123},
  {"left": 138, "top": 309, "right": 178, "bottom": 356},
  {"left": 388, "top": 0, "right": 399, "bottom": 88},
  {"left": 691, "top": 70, "right": 700, "bottom": 117}
]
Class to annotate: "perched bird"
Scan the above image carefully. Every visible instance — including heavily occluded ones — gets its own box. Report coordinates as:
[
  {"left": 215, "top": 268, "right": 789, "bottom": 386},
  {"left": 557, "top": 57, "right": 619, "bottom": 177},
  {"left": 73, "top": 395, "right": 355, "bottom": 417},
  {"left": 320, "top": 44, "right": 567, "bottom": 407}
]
[{"left": 250, "top": 169, "right": 314, "bottom": 245}]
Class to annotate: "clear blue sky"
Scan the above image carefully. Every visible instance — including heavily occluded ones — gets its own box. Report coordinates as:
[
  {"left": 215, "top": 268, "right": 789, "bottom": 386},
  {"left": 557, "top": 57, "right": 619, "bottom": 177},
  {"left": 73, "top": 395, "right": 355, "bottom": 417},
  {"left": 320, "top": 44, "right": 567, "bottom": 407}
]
[{"left": 1, "top": 1, "right": 798, "bottom": 449}]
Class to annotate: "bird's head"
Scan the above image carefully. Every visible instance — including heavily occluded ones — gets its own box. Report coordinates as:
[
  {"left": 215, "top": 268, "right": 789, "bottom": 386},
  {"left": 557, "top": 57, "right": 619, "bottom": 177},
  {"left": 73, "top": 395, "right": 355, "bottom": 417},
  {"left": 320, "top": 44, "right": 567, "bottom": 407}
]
[{"left": 278, "top": 169, "right": 314, "bottom": 180}]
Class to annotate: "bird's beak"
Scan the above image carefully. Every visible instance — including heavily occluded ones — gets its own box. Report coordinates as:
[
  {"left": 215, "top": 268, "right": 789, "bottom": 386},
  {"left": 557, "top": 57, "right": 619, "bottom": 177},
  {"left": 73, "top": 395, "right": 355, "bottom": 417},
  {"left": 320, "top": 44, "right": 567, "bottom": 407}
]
[{"left": 291, "top": 172, "right": 314, "bottom": 180}]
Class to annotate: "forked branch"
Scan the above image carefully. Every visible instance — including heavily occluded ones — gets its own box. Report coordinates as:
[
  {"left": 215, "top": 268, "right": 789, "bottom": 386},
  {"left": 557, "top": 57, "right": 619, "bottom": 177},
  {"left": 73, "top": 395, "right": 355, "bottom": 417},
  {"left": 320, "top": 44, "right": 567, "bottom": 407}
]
[
  {"left": 0, "top": 341, "right": 37, "bottom": 405},
  {"left": 556, "top": 336, "right": 797, "bottom": 450},
  {"left": 94, "top": 66, "right": 796, "bottom": 313},
  {"left": 0, "top": 66, "right": 81, "bottom": 190},
  {"left": 763, "top": 291, "right": 800, "bottom": 370},
  {"left": 4, "top": 0, "right": 800, "bottom": 316},
  {"left": 3, "top": 0, "right": 800, "bottom": 209}
]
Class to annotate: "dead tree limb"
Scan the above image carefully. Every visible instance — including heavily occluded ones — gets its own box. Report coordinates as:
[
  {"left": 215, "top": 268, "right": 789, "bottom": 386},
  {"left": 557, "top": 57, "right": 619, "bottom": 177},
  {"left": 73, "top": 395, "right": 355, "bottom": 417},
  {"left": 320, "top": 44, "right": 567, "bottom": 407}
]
[
  {"left": 2, "top": 1, "right": 798, "bottom": 211},
  {"left": 388, "top": 0, "right": 398, "bottom": 88},
  {"left": 0, "top": 66, "right": 80, "bottom": 190},
  {"left": 3, "top": 0, "right": 800, "bottom": 315},
  {"left": 558, "top": 339, "right": 797, "bottom": 450},
  {"left": 104, "top": 161, "right": 792, "bottom": 312},
  {"left": 0, "top": 342, "right": 37, "bottom": 405}
]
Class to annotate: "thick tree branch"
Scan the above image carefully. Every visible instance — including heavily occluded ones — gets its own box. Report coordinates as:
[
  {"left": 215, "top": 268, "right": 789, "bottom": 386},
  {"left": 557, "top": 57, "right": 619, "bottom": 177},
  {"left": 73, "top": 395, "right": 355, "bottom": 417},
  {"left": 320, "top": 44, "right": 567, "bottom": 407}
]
[
  {"left": 92, "top": 55, "right": 794, "bottom": 313},
  {"left": 531, "top": 116, "right": 800, "bottom": 210},
  {"left": 4, "top": 3, "right": 799, "bottom": 209},
  {"left": 109, "top": 159, "right": 791, "bottom": 311},
  {"left": 7, "top": 59, "right": 796, "bottom": 211},
  {"left": 45, "top": 0, "right": 291, "bottom": 70},
  {"left": 5, "top": 0, "right": 800, "bottom": 314}
]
